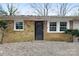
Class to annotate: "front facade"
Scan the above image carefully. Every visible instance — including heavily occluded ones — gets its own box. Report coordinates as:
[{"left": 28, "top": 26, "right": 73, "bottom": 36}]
[{"left": 0, "top": 16, "right": 79, "bottom": 43}]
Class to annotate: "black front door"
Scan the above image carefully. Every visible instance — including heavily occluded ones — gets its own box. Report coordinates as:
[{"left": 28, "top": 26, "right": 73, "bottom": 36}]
[{"left": 35, "top": 21, "right": 43, "bottom": 40}]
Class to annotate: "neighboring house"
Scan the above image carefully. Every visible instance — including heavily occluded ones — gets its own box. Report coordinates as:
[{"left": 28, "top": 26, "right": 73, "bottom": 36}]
[{"left": 0, "top": 16, "right": 79, "bottom": 43}]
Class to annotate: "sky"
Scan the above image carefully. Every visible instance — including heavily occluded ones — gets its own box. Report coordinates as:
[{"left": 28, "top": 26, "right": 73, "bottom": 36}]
[
  {"left": 0, "top": 3, "right": 79, "bottom": 16},
  {"left": 1, "top": 3, "right": 33, "bottom": 15}
]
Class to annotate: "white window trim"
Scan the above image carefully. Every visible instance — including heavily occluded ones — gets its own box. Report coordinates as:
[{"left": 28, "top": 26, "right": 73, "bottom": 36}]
[
  {"left": 14, "top": 20, "right": 24, "bottom": 31},
  {"left": 47, "top": 21, "right": 70, "bottom": 33}
]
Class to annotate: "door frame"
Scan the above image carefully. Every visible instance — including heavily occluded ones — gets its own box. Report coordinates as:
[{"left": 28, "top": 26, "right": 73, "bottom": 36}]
[{"left": 35, "top": 21, "right": 44, "bottom": 40}]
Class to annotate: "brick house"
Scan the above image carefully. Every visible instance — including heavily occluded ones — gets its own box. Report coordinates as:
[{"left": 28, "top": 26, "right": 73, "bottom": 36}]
[{"left": 0, "top": 16, "right": 78, "bottom": 43}]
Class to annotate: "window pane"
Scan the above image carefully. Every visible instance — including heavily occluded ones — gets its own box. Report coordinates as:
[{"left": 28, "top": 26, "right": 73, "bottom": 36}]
[
  {"left": 50, "top": 27, "right": 56, "bottom": 31},
  {"left": 49, "top": 22, "right": 56, "bottom": 31},
  {"left": 16, "top": 22, "right": 23, "bottom": 26},
  {"left": 16, "top": 22, "right": 23, "bottom": 29},
  {"left": 16, "top": 26, "right": 19, "bottom": 29},
  {"left": 16, "top": 26, "right": 23, "bottom": 29},
  {"left": 60, "top": 22, "right": 67, "bottom": 31},
  {"left": 19, "top": 22, "right": 23, "bottom": 25},
  {"left": 50, "top": 22, "right": 56, "bottom": 26},
  {"left": 60, "top": 22, "right": 67, "bottom": 26},
  {"left": 60, "top": 27, "right": 67, "bottom": 31},
  {"left": 19, "top": 26, "right": 23, "bottom": 29}
]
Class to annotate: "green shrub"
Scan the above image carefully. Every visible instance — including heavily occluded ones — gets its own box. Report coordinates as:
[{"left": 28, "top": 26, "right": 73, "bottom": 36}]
[
  {"left": 72, "top": 29, "right": 79, "bottom": 36},
  {"left": 65, "top": 29, "right": 73, "bottom": 34},
  {"left": 65, "top": 29, "right": 79, "bottom": 37}
]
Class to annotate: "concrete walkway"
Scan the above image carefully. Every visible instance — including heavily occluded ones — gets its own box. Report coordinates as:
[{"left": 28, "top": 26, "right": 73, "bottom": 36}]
[{"left": 0, "top": 41, "right": 79, "bottom": 56}]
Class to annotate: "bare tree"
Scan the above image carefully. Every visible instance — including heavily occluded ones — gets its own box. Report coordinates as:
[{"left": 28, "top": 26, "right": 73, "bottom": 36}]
[
  {"left": 55, "top": 3, "right": 79, "bottom": 16},
  {"left": 7, "top": 4, "right": 18, "bottom": 15},
  {"left": 0, "top": 4, "right": 18, "bottom": 15},
  {"left": 71, "top": 8, "right": 79, "bottom": 16},
  {"left": 30, "top": 3, "right": 52, "bottom": 16}
]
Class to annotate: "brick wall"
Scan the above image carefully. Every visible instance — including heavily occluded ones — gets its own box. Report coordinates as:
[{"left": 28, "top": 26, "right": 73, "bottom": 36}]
[
  {"left": 44, "top": 21, "right": 72, "bottom": 42},
  {"left": 3, "top": 20, "right": 35, "bottom": 43}
]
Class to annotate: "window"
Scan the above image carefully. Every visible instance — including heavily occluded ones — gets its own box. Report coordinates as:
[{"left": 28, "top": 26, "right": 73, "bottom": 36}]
[
  {"left": 49, "top": 22, "right": 56, "bottom": 31},
  {"left": 60, "top": 22, "right": 67, "bottom": 31},
  {"left": 14, "top": 20, "right": 24, "bottom": 31},
  {"left": 47, "top": 21, "right": 69, "bottom": 33},
  {"left": 16, "top": 22, "right": 23, "bottom": 29}
]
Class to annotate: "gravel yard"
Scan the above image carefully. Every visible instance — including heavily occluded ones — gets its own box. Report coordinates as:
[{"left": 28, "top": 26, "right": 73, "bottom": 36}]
[{"left": 0, "top": 41, "right": 79, "bottom": 56}]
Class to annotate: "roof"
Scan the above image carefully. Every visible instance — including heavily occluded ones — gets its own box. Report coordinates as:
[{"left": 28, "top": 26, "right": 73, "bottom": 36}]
[{"left": 0, "top": 15, "right": 79, "bottom": 21}]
